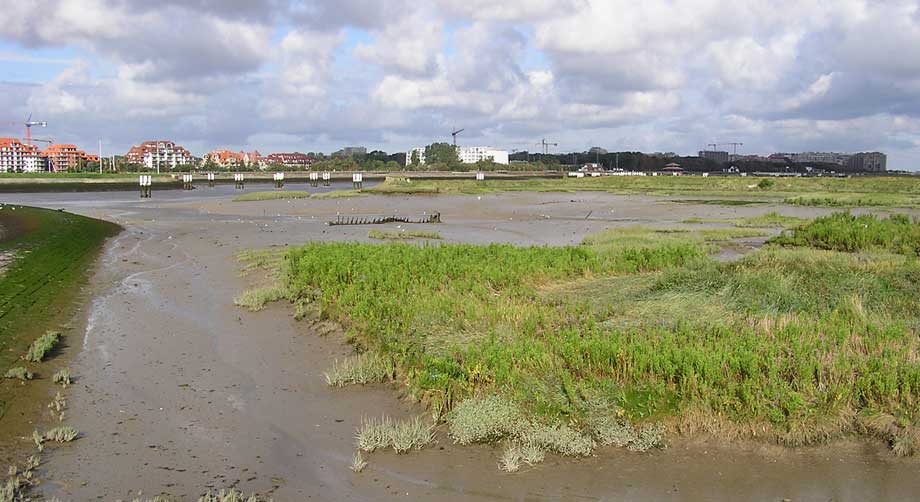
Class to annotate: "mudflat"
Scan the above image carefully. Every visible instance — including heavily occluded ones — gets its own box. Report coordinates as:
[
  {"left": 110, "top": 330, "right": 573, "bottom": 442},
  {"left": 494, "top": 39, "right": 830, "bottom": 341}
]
[{"left": 2, "top": 185, "right": 918, "bottom": 501}]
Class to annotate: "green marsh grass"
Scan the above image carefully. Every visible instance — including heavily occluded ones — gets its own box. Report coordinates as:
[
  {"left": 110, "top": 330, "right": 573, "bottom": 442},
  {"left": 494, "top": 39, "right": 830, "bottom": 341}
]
[
  {"left": 3, "top": 367, "right": 32, "bottom": 381},
  {"left": 24, "top": 330, "right": 60, "bottom": 362},
  {"left": 683, "top": 212, "right": 807, "bottom": 229},
  {"left": 368, "top": 229, "right": 442, "bottom": 240},
  {"left": 233, "top": 191, "right": 311, "bottom": 202},
  {"left": 771, "top": 212, "right": 920, "bottom": 254},
  {"left": 251, "top": 212, "right": 920, "bottom": 458}
]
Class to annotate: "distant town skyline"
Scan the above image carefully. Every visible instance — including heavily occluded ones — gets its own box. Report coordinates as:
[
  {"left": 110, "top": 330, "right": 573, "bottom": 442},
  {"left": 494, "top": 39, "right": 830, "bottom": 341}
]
[{"left": 2, "top": 1, "right": 919, "bottom": 170}]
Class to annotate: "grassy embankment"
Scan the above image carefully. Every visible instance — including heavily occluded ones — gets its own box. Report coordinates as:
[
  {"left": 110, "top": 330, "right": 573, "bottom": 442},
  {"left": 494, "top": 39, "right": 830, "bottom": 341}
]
[
  {"left": 238, "top": 212, "right": 920, "bottom": 465},
  {"left": 361, "top": 176, "right": 920, "bottom": 208},
  {"left": 232, "top": 190, "right": 363, "bottom": 202},
  {"left": 0, "top": 205, "right": 120, "bottom": 419}
]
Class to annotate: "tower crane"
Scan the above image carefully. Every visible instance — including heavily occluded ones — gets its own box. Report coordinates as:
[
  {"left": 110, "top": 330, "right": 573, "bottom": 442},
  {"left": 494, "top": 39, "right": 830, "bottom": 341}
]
[
  {"left": 451, "top": 128, "right": 464, "bottom": 147},
  {"left": 23, "top": 114, "right": 47, "bottom": 146},
  {"left": 540, "top": 138, "right": 558, "bottom": 155}
]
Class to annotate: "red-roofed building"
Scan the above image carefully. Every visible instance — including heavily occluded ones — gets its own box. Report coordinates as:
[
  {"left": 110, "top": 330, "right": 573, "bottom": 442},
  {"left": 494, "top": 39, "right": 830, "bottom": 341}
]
[
  {"left": 264, "top": 152, "right": 315, "bottom": 169},
  {"left": 203, "top": 149, "right": 262, "bottom": 169},
  {"left": 126, "top": 141, "right": 194, "bottom": 170},
  {"left": 0, "top": 138, "right": 41, "bottom": 172},
  {"left": 43, "top": 144, "right": 86, "bottom": 172}
]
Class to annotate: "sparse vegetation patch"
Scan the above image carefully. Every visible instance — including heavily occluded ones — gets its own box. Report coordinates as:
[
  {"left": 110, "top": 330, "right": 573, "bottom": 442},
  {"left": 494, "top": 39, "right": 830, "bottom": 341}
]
[
  {"left": 25, "top": 330, "right": 60, "bottom": 362},
  {"left": 3, "top": 367, "right": 32, "bottom": 381}
]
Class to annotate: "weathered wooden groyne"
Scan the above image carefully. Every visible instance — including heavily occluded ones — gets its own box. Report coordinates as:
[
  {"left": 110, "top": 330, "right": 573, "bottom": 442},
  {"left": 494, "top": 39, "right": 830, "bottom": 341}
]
[{"left": 328, "top": 212, "right": 441, "bottom": 226}]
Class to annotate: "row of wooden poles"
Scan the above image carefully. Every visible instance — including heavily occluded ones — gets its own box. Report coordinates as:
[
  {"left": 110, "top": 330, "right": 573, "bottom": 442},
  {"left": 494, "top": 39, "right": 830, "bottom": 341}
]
[{"left": 140, "top": 171, "right": 489, "bottom": 197}]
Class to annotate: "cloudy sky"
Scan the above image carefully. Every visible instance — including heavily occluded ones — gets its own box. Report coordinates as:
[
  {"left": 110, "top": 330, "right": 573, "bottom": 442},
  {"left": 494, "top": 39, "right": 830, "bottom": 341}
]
[{"left": 1, "top": 0, "right": 919, "bottom": 169}]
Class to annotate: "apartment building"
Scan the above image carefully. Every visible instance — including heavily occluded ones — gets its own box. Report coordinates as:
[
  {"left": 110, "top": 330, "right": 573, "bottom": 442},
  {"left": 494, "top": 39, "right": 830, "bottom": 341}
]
[
  {"left": 263, "top": 152, "right": 315, "bottom": 169},
  {"left": 406, "top": 146, "right": 509, "bottom": 166},
  {"left": 699, "top": 150, "right": 730, "bottom": 163},
  {"left": 792, "top": 152, "right": 852, "bottom": 165},
  {"left": 126, "top": 141, "right": 194, "bottom": 170},
  {"left": 847, "top": 152, "right": 887, "bottom": 172},
  {"left": 0, "top": 138, "right": 40, "bottom": 173},
  {"left": 43, "top": 144, "right": 88, "bottom": 172},
  {"left": 203, "top": 150, "right": 262, "bottom": 168}
]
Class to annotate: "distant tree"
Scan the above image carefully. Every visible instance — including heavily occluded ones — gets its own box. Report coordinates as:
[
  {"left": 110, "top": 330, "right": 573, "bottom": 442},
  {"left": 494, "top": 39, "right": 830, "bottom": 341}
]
[
  {"left": 424, "top": 143, "right": 459, "bottom": 167},
  {"left": 410, "top": 150, "right": 421, "bottom": 168}
]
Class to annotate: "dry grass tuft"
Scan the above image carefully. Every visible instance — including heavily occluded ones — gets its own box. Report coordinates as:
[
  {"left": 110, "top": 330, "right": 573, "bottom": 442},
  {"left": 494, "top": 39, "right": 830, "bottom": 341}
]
[
  {"left": 324, "top": 353, "right": 393, "bottom": 387},
  {"left": 350, "top": 451, "right": 368, "bottom": 473},
  {"left": 355, "top": 415, "right": 434, "bottom": 454},
  {"left": 52, "top": 367, "right": 72, "bottom": 387},
  {"left": 44, "top": 426, "right": 78, "bottom": 443},
  {"left": 233, "top": 284, "right": 289, "bottom": 311}
]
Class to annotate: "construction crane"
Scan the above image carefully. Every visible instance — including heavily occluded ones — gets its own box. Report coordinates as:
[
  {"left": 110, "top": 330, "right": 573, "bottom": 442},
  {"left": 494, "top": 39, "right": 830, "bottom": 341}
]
[
  {"left": 23, "top": 114, "right": 47, "bottom": 146},
  {"left": 713, "top": 142, "right": 744, "bottom": 155},
  {"left": 451, "top": 128, "right": 464, "bottom": 147},
  {"left": 540, "top": 138, "right": 558, "bottom": 155}
]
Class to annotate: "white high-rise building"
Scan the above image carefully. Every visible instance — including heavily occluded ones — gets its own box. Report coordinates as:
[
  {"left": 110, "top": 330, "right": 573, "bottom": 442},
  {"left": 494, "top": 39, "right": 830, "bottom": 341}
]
[{"left": 406, "top": 146, "right": 509, "bottom": 166}]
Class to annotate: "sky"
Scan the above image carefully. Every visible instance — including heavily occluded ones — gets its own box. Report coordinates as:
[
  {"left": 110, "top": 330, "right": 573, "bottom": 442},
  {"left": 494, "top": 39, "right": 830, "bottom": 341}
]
[{"left": 1, "top": 0, "right": 920, "bottom": 170}]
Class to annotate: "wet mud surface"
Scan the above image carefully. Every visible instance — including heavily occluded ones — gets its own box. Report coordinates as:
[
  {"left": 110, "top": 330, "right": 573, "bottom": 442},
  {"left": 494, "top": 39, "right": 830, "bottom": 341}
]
[{"left": 1, "top": 185, "right": 918, "bottom": 501}]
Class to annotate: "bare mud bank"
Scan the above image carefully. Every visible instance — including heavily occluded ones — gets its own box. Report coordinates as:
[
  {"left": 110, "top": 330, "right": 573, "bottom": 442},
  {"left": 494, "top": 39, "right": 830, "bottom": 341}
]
[{"left": 1, "top": 189, "right": 917, "bottom": 501}]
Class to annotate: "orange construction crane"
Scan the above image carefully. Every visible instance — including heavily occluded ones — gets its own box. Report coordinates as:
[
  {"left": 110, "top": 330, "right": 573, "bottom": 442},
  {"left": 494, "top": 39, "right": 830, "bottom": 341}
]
[{"left": 2, "top": 115, "right": 47, "bottom": 145}]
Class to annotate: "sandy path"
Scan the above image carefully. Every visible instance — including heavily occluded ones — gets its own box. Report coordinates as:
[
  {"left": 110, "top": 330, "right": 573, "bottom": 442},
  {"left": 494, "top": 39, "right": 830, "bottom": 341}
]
[{"left": 1, "top": 187, "right": 917, "bottom": 501}]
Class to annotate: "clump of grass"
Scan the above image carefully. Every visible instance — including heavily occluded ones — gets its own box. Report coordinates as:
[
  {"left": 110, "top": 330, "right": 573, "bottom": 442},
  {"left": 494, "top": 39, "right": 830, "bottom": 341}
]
[
  {"left": 3, "top": 367, "right": 32, "bottom": 381},
  {"left": 48, "top": 391, "right": 66, "bottom": 421},
  {"left": 498, "top": 442, "right": 522, "bottom": 472},
  {"left": 350, "top": 451, "right": 367, "bottom": 473},
  {"left": 324, "top": 353, "right": 393, "bottom": 387},
  {"left": 368, "top": 230, "right": 443, "bottom": 240},
  {"left": 391, "top": 416, "right": 435, "bottom": 453},
  {"left": 31, "top": 431, "right": 44, "bottom": 452},
  {"left": 447, "top": 395, "right": 525, "bottom": 445},
  {"left": 233, "top": 284, "right": 289, "bottom": 311},
  {"left": 355, "top": 415, "right": 434, "bottom": 454},
  {"left": 25, "top": 330, "right": 60, "bottom": 362},
  {"left": 733, "top": 212, "right": 806, "bottom": 228},
  {"left": 52, "top": 367, "right": 71, "bottom": 387},
  {"left": 523, "top": 422, "right": 596, "bottom": 457},
  {"left": 628, "top": 424, "right": 666, "bottom": 452},
  {"left": 44, "top": 426, "right": 78, "bottom": 443},
  {"left": 355, "top": 416, "right": 392, "bottom": 452},
  {"left": 772, "top": 212, "right": 920, "bottom": 254},
  {"left": 198, "top": 488, "right": 266, "bottom": 502}
]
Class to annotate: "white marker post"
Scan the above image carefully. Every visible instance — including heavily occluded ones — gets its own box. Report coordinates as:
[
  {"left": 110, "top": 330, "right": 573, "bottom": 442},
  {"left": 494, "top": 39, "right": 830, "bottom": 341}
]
[
  {"left": 274, "top": 172, "right": 285, "bottom": 189},
  {"left": 139, "top": 175, "right": 152, "bottom": 198},
  {"left": 207, "top": 172, "right": 215, "bottom": 187},
  {"left": 352, "top": 172, "right": 363, "bottom": 189},
  {"left": 309, "top": 171, "right": 319, "bottom": 187},
  {"left": 234, "top": 173, "right": 245, "bottom": 189},
  {"left": 182, "top": 174, "right": 193, "bottom": 190},
  {"left": 322, "top": 171, "right": 331, "bottom": 187},
  {"left": 476, "top": 171, "right": 485, "bottom": 181}
]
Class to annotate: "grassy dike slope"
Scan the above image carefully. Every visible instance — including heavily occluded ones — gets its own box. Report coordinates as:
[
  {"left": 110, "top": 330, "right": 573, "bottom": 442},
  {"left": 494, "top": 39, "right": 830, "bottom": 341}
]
[
  {"left": 247, "top": 215, "right": 920, "bottom": 458},
  {"left": 0, "top": 205, "right": 120, "bottom": 419}
]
